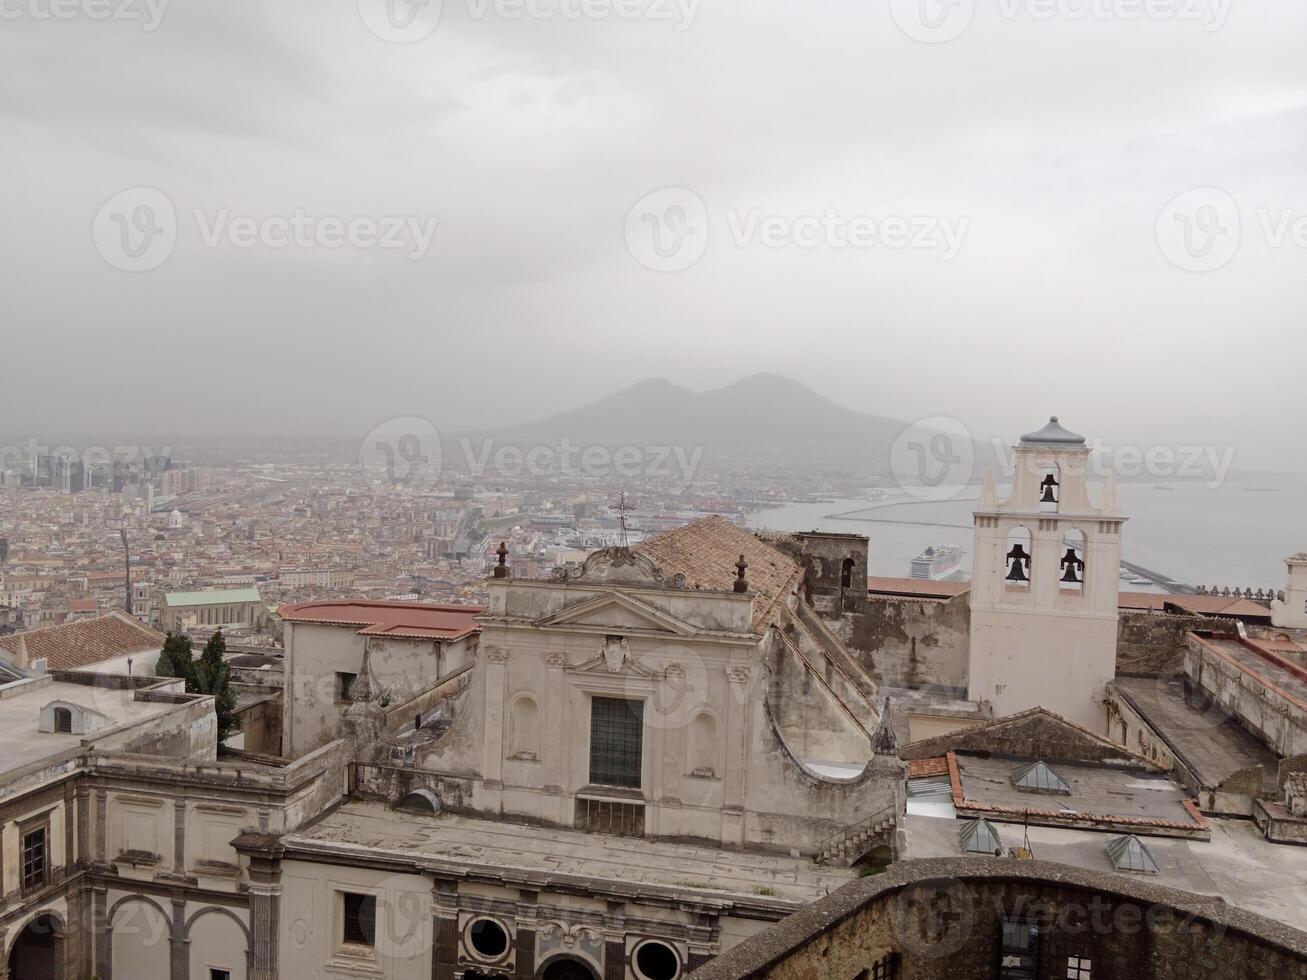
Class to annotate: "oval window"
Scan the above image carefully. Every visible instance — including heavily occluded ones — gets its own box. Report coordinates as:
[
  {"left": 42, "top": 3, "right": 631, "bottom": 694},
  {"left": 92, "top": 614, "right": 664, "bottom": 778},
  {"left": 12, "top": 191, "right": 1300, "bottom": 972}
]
[
  {"left": 633, "top": 940, "right": 680, "bottom": 980},
  {"left": 468, "top": 918, "right": 509, "bottom": 960}
]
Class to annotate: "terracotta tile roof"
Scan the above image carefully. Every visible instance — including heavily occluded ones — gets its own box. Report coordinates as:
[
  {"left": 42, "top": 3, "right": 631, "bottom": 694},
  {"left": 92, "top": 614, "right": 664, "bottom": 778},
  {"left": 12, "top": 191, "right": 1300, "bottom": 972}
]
[
  {"left": 635, "top": 515, "right": 802, "bottom": 633},
  {"left": 69, "top": 598, "right": 98, "bottom": 613},
  {"left": 1118, "top": 591, "right": 1167, "bottom": 611},
  {"left": 867, "top": 577, "right": 970, "bottom": 600},
  {"left": 1165, "top": 595, "right": 1272, "bottom": 618},
  {"left": 277, "top": 600, "right": 483, "bottom": 641},
  {"left": 0, "top": 611, "right": 165, "bottom": 671},
  {"left": 907, "top": 757, "right": 950, "bottom": 778}
]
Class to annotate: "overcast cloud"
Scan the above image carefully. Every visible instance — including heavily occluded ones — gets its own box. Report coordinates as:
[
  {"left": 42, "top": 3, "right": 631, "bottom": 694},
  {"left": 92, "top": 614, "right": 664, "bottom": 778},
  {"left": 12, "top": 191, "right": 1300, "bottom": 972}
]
[{"left": 1, "top": 0, "right": 1304, "bottom": 469}]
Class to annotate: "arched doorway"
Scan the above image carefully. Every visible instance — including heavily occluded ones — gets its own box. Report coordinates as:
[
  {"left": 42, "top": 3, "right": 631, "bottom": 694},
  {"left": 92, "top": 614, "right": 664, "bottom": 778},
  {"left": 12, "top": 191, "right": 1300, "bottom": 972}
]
[
  {"left": 540, "top": 956, "right": 600, "bottom": 980},
  {"left": 8, "top": 913, "right": 64, "bottom": 980}
]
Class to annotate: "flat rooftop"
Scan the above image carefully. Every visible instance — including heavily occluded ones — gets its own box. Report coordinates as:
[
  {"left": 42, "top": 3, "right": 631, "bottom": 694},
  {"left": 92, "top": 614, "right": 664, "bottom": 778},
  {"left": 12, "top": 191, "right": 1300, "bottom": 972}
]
[
  {"left": 903, "top": 813, "right": 1307, "bottom": 933},
  {"left": 1113, "top": 675, "right": 1278, "bottom": 791},
  {"left": 288, "top": 801, "right": 855, "bottom": 905},
  {"left": 954, "top": 753, "right": 1203, "bottom": 831},
  {"left": 0, "top": 677, "right": 186, "bottom": 778}
]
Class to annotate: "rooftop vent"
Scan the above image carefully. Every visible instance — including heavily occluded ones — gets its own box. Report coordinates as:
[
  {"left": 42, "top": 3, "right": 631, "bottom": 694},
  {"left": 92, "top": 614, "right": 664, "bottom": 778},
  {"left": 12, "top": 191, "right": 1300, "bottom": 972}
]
[
  {"left": 960, "top": 818, "right": 1004, "bottom": 856},
  {"left": 1106, "top": 835, "right": 1159, "bottom": 874},
  {"left": 1011, "top": 760, "right": 1071, "bottom": 795}
]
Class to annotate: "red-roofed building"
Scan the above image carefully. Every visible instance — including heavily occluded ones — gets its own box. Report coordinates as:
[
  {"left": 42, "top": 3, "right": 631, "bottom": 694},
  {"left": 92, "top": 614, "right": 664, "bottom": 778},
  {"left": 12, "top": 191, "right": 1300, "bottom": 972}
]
[{"left": 280, "top": 600, "right": 483, "bottom": 757}]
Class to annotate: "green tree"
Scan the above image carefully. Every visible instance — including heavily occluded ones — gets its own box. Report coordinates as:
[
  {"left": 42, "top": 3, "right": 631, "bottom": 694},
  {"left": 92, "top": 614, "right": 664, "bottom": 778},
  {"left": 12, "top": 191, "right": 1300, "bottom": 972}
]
[
  {"left": 196, "top": 631, "right": 239, "bottom": 743},
  {"left": 155, "top": 631, "right": 196, "bottom": 685},
  {"left": 155, "top": 630, "right": 239, "bottom": 743}
]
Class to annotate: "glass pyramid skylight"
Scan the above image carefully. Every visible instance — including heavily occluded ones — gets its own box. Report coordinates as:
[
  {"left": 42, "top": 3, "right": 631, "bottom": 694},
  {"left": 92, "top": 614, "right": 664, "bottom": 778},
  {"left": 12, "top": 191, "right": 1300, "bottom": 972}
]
[
  {"left": 1011, "top": 760, "right": 1072, "bottom": 795},
  {"left": 960, "top": 818, "right": 1004, "bottom": 855},
  {"left": 1106, "top": 835, "right": 1159, "bottom": 874}
]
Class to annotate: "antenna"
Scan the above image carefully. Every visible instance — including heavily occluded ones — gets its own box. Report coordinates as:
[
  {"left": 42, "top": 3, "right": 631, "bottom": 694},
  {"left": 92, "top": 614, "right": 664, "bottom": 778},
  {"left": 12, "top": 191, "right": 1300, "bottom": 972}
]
[
  {"left": 121, "top": 527, "right": 132, "bottom": 616},
  {"left": 613, "top": 492, "right": 635, "bottom": 548}
]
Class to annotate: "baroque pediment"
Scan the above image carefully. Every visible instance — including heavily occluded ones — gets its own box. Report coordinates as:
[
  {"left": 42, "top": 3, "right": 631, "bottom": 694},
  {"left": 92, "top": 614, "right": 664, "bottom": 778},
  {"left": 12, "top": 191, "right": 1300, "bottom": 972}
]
[
  {"left": 565, "top": 636, "right": 663, "bottom": 678},
  {"left": 554, "top": 547, "right": 686, "bottom": 588},
  {"left": 535, "top": 590, "right": 696, "bottom": 637}
]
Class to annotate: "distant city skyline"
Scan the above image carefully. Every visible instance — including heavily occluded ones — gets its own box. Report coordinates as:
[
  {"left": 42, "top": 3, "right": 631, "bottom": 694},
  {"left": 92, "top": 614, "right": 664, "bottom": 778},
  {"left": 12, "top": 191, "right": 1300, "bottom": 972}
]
[{"left": 2, "top": 2, "right": 1304, "bottom": 471}]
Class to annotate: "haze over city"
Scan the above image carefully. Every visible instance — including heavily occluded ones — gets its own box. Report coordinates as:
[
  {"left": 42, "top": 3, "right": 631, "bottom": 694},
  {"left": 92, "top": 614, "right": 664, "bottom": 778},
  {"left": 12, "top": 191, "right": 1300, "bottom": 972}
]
[
  {"left": 3, "top": 3, "right": 1307, "bottom": 979},
  {"left": 3, "top": 1, "right": 1306, "bottom": 471}
]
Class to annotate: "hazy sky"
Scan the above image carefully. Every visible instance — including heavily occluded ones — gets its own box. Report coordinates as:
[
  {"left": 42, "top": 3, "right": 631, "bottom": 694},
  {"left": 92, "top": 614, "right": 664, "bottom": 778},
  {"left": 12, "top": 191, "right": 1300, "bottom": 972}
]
[{"left": 2, "top": 0, "right": 1304, "bottom": 469}]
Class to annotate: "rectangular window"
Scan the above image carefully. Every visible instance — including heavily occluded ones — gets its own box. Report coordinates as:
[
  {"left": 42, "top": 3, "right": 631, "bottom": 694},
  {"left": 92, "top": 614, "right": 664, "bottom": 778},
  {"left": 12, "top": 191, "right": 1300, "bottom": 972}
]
[
  {"left": 998, "top": 920, "right": 1040, "bottom": 980},
  {"left": 588, "top": 696, "right": 644, "bottom": 789},
  {"left": 1066, "top": 957, "right": 1092, "bottom": 979},
  {"left": 22, "top": 828, "right": 47, "bottom": 892},
  {"left": 336, "top": 672, "right": 357, "bottom": 703},
  {"left": 342, "top": 892, "right": 376, "bottom": 947},
  {"left": 210, "top": 970, "right": 232, "bottom": 980}
]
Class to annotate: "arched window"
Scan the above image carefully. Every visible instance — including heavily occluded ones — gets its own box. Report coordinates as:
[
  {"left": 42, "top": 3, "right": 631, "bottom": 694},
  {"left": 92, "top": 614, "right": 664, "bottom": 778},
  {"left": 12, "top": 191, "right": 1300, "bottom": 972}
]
[
  {"left": 1005, "top": 527, "right": 1033, "bottom": 591},
  {"left": 53, "top": 707, "right": 73, "bottom": 733},
  {"left": 508, "top": 695, "right": 540, "bottom": 761},
  {"left": 687, "top": 712, "right": 719, "bottom": 778},
  {"left": 841, "top": 558, "right": 855, "bottom": 589},
  {"left": 1039, "top": 464, "right": 1061, "bottom": 513},
  {"left": 1060, "top": 529, "right": 1087, "bottom": 593}
]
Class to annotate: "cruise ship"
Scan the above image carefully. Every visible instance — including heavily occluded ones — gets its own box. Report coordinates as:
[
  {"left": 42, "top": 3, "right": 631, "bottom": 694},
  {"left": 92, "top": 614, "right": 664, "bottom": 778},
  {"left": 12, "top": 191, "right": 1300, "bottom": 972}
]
[{"left": 910, "top": 544, "right": 964, "bottom": 581}]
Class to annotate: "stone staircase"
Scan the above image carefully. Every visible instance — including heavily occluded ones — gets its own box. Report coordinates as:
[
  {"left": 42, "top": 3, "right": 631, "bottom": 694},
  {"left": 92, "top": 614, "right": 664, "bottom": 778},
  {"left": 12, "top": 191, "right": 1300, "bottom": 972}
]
[{"left": 815, "top": 804, "right": 898, "bottom": 867}]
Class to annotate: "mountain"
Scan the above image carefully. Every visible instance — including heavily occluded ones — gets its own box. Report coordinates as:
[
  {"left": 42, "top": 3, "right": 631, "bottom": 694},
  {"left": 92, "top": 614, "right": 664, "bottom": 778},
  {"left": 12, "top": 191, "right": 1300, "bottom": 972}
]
[{"left": 448, "top": 374, "right": 974, "bottom": 481}]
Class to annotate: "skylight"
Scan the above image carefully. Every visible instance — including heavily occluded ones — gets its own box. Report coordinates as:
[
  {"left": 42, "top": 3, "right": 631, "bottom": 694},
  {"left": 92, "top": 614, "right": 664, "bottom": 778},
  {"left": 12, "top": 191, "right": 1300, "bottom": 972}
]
[
  {"left": 1106, "top": 835, "right": 1159, "bottom": 874},
  {"left": 1011, "top": 760, "right": 1071, "bottom": 795},
  {"left": 960, "top": 818, "right": 1004, "bottom": 856}
]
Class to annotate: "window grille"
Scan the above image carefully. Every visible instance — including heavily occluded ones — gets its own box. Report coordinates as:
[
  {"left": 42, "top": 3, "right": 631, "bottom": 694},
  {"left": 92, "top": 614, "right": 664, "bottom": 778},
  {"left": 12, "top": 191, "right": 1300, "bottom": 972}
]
[
  {"left": 589, "top": 696, "right": 644, "bottom": 789},
  {"left": 343, "top": 893, "right": 376, "bottom": 946},
  {"left": 22, "top": 828, "right": 47, "bottom": 891}
]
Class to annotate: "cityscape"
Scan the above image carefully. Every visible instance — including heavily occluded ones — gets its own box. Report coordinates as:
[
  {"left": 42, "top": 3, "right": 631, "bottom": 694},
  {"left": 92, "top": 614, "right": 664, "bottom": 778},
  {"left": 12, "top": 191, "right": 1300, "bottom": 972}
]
[{"left": 2, "top": 2, "right": 1307, "bottom": 980}]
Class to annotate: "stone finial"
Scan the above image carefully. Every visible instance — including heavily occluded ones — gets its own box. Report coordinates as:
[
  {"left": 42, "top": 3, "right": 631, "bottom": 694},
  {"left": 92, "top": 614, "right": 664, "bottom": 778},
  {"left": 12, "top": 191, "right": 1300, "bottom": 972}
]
[
  {"left": 14, "top": 632, "right": 29, "bottom": 669},
  {"left": 734, "top": 555, "right": 749, "bottom": 594},
  {"left": 871, "top": 699, "right": 898, "bottom": 756},
  {"left": 348, "top": 644, "right": 383, "bottom": 703},
  {"left": 978, "top": 466, "right": 997, "bottom": 508},
  {"left": 494, "top": 541, "right": 510, "bottom": 579}
]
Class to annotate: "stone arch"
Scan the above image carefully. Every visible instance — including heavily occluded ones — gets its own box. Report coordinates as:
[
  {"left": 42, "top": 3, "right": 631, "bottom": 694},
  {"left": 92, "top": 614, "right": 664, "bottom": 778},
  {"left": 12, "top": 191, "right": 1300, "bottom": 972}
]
[
  {"left": 4, "top": 907, "right": 66, "bottom": 960},
  {"left": 840, "top": 557, "right": 856, "bottom": 589},
  {"left": 508, "top": 693, "right": 541, "bottom": 761},
  {"left": 184, "top": 905, "right": 251, "bottom": 945},
  {"left": 109, "top": 894, "right": 173, "bottom": 979},
  {"left": 107, "top": 893, "right": 174, "bottom": 930},
  {"left": 6, "top": 909, "right": 67, "bottom": 980},
  {"left": 185, "top": 905, "right": 251, "bottom": 980},
  {"left": 537, "top": 952, "right": 602, "bottom": 980}
]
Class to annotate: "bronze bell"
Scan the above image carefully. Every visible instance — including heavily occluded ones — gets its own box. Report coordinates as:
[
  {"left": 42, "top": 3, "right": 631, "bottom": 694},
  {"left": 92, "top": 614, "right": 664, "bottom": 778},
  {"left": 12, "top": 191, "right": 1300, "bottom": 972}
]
[
  {"left": 1060, "top": 548, "right": 1083, "bottom": 584},
  {"left": 1006, "top": 544, "right": 1031, "bottom": 583},
  {"left": 1039, "top": 474, "right": 1059, "bottom": 504}
]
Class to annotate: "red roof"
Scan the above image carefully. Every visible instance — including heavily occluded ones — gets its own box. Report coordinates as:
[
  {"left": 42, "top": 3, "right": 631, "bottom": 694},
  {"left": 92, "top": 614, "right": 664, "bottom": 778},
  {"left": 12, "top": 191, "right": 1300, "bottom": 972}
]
[
  {"left": 0, "top": 611, "right": 165, "bottom": 671},
  {"left": 277, "top": 600, "right": 483, "bottom": 641},
  {"left": 867, "top": 577, "right": 970, "bottom": 600}
]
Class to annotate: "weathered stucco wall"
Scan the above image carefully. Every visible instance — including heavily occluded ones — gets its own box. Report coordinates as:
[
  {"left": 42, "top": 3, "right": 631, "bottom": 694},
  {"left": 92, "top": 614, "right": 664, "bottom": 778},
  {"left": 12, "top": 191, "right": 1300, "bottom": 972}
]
[
  {"left": 837, "top": 595, "right": 971, "bottom": 690},
  {"left": 1117, "top": 611, "right": 1229, "bottom": 675}
]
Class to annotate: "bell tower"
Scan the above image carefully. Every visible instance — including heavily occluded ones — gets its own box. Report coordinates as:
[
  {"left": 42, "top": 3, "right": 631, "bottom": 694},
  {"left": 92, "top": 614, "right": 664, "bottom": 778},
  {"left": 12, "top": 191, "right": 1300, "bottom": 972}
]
[{"left": 967, "top": 418, "right": 1124, "bottom": 728}]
